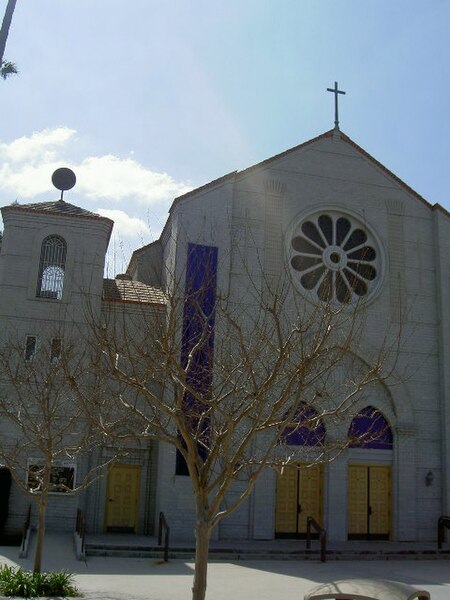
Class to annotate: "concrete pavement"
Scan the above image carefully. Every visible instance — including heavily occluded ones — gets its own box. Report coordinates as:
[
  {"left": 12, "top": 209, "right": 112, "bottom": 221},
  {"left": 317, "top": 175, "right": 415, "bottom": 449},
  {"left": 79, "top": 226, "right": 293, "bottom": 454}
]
[{"left": 1, "top": 534, "right": 450, "bottom": 600}]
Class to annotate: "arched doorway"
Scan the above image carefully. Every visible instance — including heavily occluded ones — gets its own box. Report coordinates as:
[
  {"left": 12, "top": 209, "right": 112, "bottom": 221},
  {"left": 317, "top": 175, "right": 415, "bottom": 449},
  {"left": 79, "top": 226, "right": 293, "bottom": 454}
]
[
  {"left": 347, "top": 406, "right": 393, "bottom": 540},
  {"left": 275, "top": 404, "right": 326, "bottom": 537}
]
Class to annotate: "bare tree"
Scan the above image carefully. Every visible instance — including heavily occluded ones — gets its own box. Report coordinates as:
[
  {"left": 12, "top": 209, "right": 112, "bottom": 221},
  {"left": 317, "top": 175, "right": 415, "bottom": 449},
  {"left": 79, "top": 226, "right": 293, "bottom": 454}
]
[
  {"left": 0, "top": 329, "right": 112, "bottom": 573},
  {"left": 73, "top": 258, "right": 398, "bottom": 600}
]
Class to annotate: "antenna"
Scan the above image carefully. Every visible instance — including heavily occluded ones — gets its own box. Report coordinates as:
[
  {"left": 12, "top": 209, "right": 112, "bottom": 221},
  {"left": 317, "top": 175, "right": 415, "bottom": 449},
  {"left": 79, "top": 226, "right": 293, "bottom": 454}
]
[{"left": 51, "top": 167, "right": 76, "bottom": 201}]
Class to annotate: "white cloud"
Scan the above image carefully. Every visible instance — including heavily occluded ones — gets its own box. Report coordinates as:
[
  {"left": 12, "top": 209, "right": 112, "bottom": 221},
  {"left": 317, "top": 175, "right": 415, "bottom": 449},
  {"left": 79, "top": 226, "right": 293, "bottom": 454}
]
[
  {"left": 0, "top": 127, "right": 192, "bottom": 205},
  {"left": 77, "top": 155, "right": 191, "bottom": 204},
  {"left": 0, "top": 127, "right": 76, "bottom": 163},
  {"left": 96, "top": 208, "right": 150, "bottom": 240},
  {"left": 0, "top": 162, "right": 62, "bottom": 197}
]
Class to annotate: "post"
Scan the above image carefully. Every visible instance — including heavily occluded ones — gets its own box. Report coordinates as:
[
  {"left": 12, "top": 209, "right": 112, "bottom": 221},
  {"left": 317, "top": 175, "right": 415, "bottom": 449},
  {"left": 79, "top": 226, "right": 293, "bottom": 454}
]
[{"left": 306, "top": 516, "right": 311, "bottom": 549}]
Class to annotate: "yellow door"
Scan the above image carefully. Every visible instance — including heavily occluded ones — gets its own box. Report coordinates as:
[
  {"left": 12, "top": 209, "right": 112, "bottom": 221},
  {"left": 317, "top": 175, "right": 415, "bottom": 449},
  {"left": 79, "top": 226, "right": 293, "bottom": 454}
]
[
  {"left": 105, "top": 464, "right": 140, "bottom": 532},
  {"left": 348, "top": 465, "right": 390, "bottom": 539},
  {"left": 275, "top": 466, "right": 298, "bottom": 534},
  {"left": 298, "top": 465, "right": 323, "bottom": 533},
  {"left": 369, "top": 466, "right": 391, "bottom": 536},
  {"left": 348, "top": 465, "right": 369, "bottom": 536},
  {"left": 275, "top": 464, "right": 322, "bottom": 537}
]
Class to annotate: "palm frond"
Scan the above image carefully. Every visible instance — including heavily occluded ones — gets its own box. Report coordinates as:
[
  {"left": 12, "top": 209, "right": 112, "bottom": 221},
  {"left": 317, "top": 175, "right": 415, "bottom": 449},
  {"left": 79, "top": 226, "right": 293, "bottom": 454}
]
[{"left": 0, "top": 59, "right": 17, "bottom": 79}]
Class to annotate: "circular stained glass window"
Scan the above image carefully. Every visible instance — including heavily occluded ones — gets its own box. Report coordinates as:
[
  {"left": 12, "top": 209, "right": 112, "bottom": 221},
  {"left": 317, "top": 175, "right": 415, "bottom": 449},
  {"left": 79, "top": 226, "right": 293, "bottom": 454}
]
[{"left": 289, "top": 212, "right": 380, "bottom": 304}]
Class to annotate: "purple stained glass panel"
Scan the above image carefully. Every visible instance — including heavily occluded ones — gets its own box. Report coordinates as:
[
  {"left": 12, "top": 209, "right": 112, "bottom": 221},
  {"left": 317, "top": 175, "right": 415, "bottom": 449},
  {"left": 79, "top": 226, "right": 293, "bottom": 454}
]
[
  {"left": 176, "top": 243, "right": 218, "bottom": 473},
  {"left": 348, "top": 406, "right": 393, "bottom": 449},
  {"left": 281, "top": 403, "right": 326, "bottom": 446}
]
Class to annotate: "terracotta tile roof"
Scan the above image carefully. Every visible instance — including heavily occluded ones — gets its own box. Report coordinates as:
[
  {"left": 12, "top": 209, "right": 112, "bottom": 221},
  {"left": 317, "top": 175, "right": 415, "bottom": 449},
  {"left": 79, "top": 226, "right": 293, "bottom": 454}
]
[
  {"left": 102, "top": 278, "right": 165, "bottom": 306},
  {"left": 2, "top": 200, "right": 113, "bottom": 224}
]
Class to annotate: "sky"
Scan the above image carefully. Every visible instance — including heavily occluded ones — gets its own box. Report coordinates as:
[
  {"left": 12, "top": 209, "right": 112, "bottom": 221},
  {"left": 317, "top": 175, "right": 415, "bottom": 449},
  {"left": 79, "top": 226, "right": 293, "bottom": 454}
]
[{"left": 0, "top": 0, "right": 449, "bottom": 275}]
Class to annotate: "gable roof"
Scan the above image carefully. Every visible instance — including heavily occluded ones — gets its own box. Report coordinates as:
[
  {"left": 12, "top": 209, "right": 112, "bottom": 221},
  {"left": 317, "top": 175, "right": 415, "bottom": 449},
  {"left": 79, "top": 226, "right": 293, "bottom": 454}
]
[
  {"left": 102, "top": 278, "right": 165, "bottom": 306},
  {"left": 170, "top": 128, "right": 449, "bottom": 218}
]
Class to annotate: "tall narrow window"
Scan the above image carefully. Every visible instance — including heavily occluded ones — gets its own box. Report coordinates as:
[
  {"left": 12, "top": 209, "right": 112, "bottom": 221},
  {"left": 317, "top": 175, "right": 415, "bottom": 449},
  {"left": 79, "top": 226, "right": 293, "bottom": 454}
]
[
  {"left": 36, "top": 236, "right": 67, "bottom": 300},
  {"left": 24, "top": 336, "right": 37, "bottom": 362}
]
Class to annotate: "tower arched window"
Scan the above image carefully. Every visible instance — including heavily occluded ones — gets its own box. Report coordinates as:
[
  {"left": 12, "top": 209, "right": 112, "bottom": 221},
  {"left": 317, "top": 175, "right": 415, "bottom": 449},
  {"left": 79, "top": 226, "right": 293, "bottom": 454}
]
[{"left": 36, "top": 235, "right": 67, "bottom": 300}]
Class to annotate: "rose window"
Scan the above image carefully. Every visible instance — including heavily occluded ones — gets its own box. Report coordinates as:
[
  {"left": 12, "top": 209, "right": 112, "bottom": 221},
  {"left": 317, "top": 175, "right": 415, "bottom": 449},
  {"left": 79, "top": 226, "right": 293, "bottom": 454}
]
[{"left": 289, "top": 213, "right": 380, "bottom": 304}]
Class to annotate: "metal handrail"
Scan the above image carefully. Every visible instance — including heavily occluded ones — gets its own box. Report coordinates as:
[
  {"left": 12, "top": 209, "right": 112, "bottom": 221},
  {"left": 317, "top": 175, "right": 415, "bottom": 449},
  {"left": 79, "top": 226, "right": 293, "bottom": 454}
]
[
  {"left": 306, "top": 516, "right": 327, "bottom": 562},
  {"left": 158, "top": 511, "right": 170, "bottom": 562},
  {"left": 438, "top": 515, "right": 450, "bottom": 550},
  {"left": 76, "top": 508, "right": 86, "bottom": 555},
  {"left": 20, "top": 504, "right": 31, "bottom": 553}
]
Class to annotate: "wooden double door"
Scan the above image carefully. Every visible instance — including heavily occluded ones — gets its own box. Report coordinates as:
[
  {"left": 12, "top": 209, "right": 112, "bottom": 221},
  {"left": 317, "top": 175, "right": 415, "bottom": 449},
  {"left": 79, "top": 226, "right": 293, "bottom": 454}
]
[
  {"left": 275, "top": 464, "right": 323, "bottom": 537},
  {"left": 348, "top": 465, "right": 391, "bottom": 540},
  {"left": 105, "top": 464, "right": 141, "bottom": 533}
]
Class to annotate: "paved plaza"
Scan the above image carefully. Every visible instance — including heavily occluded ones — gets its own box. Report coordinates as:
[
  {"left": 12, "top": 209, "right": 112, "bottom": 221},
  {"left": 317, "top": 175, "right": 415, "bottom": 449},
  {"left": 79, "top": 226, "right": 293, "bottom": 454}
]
[{"left": 1, "top": 534, "right": 450, "bottom": 600}]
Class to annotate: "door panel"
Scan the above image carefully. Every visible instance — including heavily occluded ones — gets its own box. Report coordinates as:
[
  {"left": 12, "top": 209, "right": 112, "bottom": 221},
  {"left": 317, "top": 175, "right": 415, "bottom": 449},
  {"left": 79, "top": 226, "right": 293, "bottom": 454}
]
[
  {"left": 348, "top": 465, "right": 390, "bottom": 539},
  {"left": 275, "top": 467, "right": 298, "bottom": 534},
  {"left": 275, "top": 464, "right": 322, "bottom": 537},
  {"left": 105, "top": 464, "right": 140, "bottom": 532},
  {"left": 369, "top": 466, "right": 391, "bottom": 536},
  {"left": 298, "top": 465, "right": 322, "bottom": 533},
  {"left": 348, "top": 465, "right": 369, "bottom": 535}
]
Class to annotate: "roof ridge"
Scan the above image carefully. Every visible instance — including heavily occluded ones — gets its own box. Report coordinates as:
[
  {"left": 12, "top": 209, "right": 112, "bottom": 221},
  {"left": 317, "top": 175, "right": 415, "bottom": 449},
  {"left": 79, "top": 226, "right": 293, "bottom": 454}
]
[
  {"left": 2, "top": 200, "right": 113, "bottom": 223},
  {"left": 338, "top": 131, "right": 434, "bottom": 212}
]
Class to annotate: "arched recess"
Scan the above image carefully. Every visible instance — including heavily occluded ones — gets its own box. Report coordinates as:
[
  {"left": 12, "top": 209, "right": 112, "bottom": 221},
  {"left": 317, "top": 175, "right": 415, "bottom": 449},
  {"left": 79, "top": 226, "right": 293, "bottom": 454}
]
[
  {"left": 320, "top": 349, "right": 417, "bottom": 543},
  {"left": 347, "top": 405, "right": 394, "bottom": 540},
  {"left": 341, "top": 346, "right": 414, "bottom": 426},
  {"left": 275, "top": 404, "right": 326, "bottom": 538}
]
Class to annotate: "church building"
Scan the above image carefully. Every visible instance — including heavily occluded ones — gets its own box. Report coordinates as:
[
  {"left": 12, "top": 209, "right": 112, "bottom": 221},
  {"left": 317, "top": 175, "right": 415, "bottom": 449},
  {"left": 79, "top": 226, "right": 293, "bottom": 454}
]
[{"left": 0, "top": 117, "right": 449, "bottom": 545}]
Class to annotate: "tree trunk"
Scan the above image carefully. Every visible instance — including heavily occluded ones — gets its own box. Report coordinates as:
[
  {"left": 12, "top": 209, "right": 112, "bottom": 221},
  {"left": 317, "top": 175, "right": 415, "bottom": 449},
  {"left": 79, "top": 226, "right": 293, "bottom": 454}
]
[
  {"left": 33, "top": 470, "right": 50, "bottom": 574},
  {"left": 192, "top": 519, "right": 211, "bottom": 600},
  {"left": 0, "top": 0, "right": 17, "bottom": 65}
]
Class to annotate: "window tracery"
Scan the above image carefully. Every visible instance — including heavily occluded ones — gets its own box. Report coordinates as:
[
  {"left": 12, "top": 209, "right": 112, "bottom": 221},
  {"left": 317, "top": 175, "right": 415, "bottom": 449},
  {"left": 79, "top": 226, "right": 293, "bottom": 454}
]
[
  {"left": 289, "top": 212, "right": 380, "bottom": 304},
  {"left": 36, "top": 236, "right": 67, "bottom": 300}
]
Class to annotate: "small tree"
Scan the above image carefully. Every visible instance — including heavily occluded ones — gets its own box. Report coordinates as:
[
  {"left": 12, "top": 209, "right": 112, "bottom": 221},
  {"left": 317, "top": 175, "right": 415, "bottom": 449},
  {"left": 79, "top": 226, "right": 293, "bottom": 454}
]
[
  {"left": 0, "top": 330, "right": 111, "bottom": 573},
  {"left": 74, "top": 255, "right": 398, "bottom": 600}
]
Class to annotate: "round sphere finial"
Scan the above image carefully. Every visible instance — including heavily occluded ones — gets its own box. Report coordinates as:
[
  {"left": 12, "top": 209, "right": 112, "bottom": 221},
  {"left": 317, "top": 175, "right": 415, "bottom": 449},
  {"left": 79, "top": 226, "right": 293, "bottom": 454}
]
[{"left": 52, "top": 167, "right": 76, "bottom": 193}]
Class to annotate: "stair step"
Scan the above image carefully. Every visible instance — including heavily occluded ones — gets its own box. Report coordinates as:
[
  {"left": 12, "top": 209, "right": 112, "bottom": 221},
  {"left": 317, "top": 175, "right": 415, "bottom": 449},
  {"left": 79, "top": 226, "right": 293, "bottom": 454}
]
[{"left": 84, "top": 544, "right": 450, "bottom": 560}]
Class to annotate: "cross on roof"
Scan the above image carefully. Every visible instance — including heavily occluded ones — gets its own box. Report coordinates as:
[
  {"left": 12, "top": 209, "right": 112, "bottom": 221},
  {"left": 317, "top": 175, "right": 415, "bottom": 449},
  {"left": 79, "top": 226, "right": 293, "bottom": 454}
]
[{"left": 327, "top": 81, "right": 346, "bottom": 129}]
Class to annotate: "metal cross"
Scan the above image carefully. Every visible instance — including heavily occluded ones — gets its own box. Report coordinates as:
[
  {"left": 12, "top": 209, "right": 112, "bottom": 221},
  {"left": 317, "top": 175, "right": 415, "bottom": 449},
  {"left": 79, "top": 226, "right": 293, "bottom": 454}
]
[{"left": 327, "top": 81, "right": 346, "bottom": 129}]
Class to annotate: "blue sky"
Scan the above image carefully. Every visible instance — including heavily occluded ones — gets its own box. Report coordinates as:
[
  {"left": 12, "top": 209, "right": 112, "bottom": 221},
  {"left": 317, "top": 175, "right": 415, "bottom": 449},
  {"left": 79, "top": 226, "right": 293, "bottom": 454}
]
[{"left": 0, "top": 0, "right": 448, "bottom": 274}]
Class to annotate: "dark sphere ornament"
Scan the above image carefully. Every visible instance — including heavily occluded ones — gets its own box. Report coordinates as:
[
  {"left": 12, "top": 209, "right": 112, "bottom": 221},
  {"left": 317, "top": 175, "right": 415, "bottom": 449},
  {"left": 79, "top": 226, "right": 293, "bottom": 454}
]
[{"left": 52, "top": 167, "right": 76, "bottom": 192}]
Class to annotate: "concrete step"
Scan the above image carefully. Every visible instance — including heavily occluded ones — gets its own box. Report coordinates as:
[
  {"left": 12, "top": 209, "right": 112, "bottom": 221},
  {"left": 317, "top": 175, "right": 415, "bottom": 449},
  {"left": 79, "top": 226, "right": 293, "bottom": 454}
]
[{"left": 84, "top": 543, "right": 450, "bottom": 561}]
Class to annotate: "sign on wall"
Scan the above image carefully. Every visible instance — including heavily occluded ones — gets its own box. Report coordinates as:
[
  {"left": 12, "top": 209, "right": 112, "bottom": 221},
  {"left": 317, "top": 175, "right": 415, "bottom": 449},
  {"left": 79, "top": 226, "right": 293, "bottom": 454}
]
[{"left": 26, "top": 460, "right": 76, "bottom": 493}]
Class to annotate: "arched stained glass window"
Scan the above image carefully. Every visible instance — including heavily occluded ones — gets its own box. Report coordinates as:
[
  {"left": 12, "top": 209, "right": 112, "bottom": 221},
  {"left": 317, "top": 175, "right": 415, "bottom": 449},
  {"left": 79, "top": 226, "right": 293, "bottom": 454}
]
[
  {"left": 36, "top": 236, "right": 67, "bottom": 300},
  {"left": 280, "top": 403, "right": 326, "bottom": 446},
  {"left": 348, "top": 406, "right": 393, "bottom": 449}
]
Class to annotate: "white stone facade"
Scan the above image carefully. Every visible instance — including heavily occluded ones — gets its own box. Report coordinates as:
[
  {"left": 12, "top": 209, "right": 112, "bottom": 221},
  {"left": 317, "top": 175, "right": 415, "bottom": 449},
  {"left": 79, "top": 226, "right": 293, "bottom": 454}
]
[{"left": 1, "top": 128, "right": 449, "bottom": 544}]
